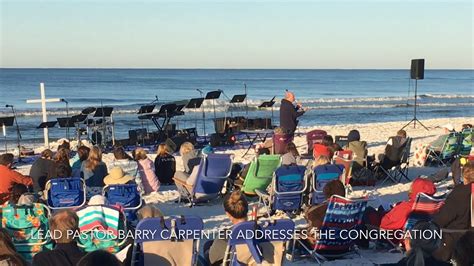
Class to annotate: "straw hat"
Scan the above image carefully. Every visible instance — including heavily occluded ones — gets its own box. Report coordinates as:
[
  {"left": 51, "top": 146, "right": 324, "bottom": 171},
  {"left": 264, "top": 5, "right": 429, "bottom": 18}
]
[{"left": 104, "top": 167, "right": 134, "bottom": 185}]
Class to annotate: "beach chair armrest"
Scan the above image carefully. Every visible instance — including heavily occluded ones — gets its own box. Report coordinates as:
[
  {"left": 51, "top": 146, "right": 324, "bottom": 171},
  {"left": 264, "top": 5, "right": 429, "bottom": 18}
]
[
  {"left": 255, "top": 189, "right": 269, "bottom": 199},
  {"left": 173, "top": 177, "right": 193, "bottom": 190}
]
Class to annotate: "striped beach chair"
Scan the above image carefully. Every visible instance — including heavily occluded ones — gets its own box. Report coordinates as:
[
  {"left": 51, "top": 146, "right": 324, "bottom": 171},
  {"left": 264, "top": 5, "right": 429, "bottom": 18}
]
[
  {"left": 404, "top": 192, "right": 445, "bottom": 231},
  {"left": 290, "top": 196, "right": 368, "bottom": 263},
  {"left": 426, "top": 133, "right": 460, "bottom": 166}
]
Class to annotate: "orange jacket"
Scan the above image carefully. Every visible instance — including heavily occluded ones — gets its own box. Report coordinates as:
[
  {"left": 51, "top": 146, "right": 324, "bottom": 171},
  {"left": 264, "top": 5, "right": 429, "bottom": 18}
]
[{"left": 0, "top": 165, "right": 33, "bottom": 204}]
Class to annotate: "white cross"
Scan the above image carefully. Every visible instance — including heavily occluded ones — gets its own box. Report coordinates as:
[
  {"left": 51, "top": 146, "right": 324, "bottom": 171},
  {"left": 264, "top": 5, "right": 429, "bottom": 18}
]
[{"left": 26, "top": 83, "right": 61, "bottom": 147}]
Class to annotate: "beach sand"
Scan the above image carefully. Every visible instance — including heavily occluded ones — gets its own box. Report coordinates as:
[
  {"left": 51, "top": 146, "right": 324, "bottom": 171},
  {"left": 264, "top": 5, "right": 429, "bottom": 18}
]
[{"left": 13, "top": 116, "right": 473, "bottom": 265}]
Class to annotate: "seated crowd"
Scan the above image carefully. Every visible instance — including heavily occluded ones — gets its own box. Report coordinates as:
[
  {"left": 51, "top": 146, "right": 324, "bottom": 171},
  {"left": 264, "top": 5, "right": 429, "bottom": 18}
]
[{"left": 0, "top": 124, "right": 472, "bottom": 266}]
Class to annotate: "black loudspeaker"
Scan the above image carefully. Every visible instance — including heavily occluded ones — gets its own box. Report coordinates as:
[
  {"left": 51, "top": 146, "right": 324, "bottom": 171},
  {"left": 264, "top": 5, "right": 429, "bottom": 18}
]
[{"left": 410, "top": 59, "right": 425, "bottom": 80}]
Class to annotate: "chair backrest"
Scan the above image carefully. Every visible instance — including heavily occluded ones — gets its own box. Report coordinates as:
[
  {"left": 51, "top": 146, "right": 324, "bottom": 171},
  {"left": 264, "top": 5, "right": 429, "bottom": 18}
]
[
  {"left": 104, "top": 184, "right": 142, "bottom": 209},
  {"left": 459, "top": 129, "right": 473, "bottom": 156},
  {"left": 192, "top": 153, "right": 233, "bottom": 196},
  {"left": 225, "top": 219, "right": 295, "bottom": 266},
  {"left": 134, "top": 216, "right": 203, "bottom": 266},
  {"left": 242, "top": 155, "right": 281, "bottom": 195},
  {"left": 76, "top": 204, "right": 127, "bottom": 252},
  {"left": 400, "top": 137, "right": 413, "bottom": 164},
  {"left": 311, "top": 164, "right": 345, "bottom": 205},
  {"left": 315, "top": 196, "right": 368, "bottom": 252},
  {"left": 440, "top": 133, "right": 461, "bottom": 159},
  {"left": 46, "top": 177, "right": 86, "bottom": 209},
  {"left": 306, "top": 130, "right": 328, "bottom": 153},
  {"left": 404, "top": 192, "right": 446, "bottom": 231},
  {"left": 335, "top": 135, "right": 349, "bottom": 149},
  {"left": 273, "top": 133, "right": 294, "bottom": 155},
  {"left": 0, "top": 203, "right": 52, "bottom": 261},
  {"left": 471, "top": 183, "right": 474, "bottom": 228},
  {"left": 272, "top": 165, "right": 307, "bottom": 212},
  {"left": 335, "top": 150, "right": 353, "bottom": 160},
  {"left": 333, "top": 157, "right": 353, "bottom": 186}
]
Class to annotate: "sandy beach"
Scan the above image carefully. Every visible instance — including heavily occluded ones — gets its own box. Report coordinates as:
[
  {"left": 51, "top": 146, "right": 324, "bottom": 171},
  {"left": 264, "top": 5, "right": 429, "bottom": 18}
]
[{"left": 13, "top": 116, "right": 472, "bottom": 265}]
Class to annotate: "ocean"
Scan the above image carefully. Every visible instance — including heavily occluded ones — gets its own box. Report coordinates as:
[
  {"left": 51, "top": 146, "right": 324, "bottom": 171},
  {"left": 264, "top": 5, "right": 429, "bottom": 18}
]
[{"left": 0, "top": 68, "right": 473, "bottom": 147}]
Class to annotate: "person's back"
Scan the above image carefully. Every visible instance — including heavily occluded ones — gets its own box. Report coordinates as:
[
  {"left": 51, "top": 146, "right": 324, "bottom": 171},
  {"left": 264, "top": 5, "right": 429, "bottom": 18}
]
[
  {"left": 33, "top": 210, "right": 86, "bottom": 266},
  {"left": 154, "top": 153, "right": 176, "bottom": 185},
  {"left": 384, "top": 134, "right": 408, "bottom": 164},
  {"left": 82, "top": 161, "right": 107, "bottom": 187},
  {"left": 0, "top": 154, "right": 33, "bottom": 204},
  {"left": 346, "top": 141, "right": 367, "bottom": 167},
  {"left": 433, "top": 162, "right": 473, "bottom": 262},
  {"left": 134, "top": 148, "right": 160, "bottom": 194},
  {"left": 30, "top": 151, "right": 53, "bottom": 192}
]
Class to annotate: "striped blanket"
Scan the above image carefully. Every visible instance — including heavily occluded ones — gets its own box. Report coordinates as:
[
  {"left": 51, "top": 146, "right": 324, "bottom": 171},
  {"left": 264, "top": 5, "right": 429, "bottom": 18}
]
[{"left": 77, "top": 205, "right": 121, "bottom": 236}]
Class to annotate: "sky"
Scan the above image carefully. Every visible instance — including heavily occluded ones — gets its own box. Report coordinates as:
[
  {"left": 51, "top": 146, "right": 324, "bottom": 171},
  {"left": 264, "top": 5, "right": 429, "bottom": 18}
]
[{"left": 0, "top": 0, "right": 472, "bottom": 69}]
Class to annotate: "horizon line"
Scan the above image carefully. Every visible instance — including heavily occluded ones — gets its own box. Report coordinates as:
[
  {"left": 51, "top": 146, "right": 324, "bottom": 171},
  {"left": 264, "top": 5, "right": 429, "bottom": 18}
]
[{"left": 1, "top": 67, "right": 473, "bottom": 71}]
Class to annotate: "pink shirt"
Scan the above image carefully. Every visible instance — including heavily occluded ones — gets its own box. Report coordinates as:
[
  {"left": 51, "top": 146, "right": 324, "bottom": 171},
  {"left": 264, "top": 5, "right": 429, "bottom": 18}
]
[{"left": 137, "top": 158, "right": 160, "bottom": 194}]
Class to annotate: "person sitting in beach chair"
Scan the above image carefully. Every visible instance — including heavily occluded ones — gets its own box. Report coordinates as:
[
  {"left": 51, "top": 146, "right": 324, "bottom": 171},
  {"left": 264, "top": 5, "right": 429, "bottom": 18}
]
[
  {"left": 0, "top": 228, "right": 28, "bottom": 266},
  {"left": 304, "top": 179, "right": 346, "bottom": 246},
  {"left": 47, "top": 147, "right": 72, "bottom": 180},
  {"left": 133, "top": 148, "right": 160, "bottom": 194},
  {"left": 379, "top": 178, "right": 437, "bottom": 231},
  {"left": 233, "top": 148, "right": 271, "bottom": 188},
  {"left": 343, "top": 130, "right": 375, "bottom": 184},
  {"left": 313, "top": 135, "right": 340, "bottom": 160},
  {"left": 281, "top": 142, "right": 300, "bottom": 166},
  {"left": 32, "top": 210, "right": 85, "bottom": 266},
  {"left": 203, "top": 190, "right": 248, "bottom": 265},
  {"left": 174, "top": 153, "right": 233, "bottom": 206},
  {"left": 81, "top": 146, "right": 108, "bottom": 196},
  {"left": 377, "top": 130, "right": 409, "bottom": 169},
  {"left": 29, "top": 149, "right": 54, "bottom": 193},
  {"left": 0, "top": 153, "right": 33, "bottom": 205},
  {"left": 71, "top": 146, "right": 90, "bottom": 178},
  {"left": 414, "top": 124, "right": 457, "bottom": 167},
  {"left": 154, "top": 143, "right": 176, "bottom": 185},
  {"left": 240, "top": 154, "right": 281, "bottom": 196},
  {"left": 109, "top": 146, "right": 143, "bottom": 191},
  {"left": 432, "top": 161, "right": 474, "bottom": 262},
  {"left": 173, "top": 142, "right": 201, "bottom": 183}
]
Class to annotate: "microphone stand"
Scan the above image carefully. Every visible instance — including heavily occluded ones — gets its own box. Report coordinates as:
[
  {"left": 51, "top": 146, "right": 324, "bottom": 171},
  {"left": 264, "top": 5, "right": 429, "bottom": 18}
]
[{"left": 8, "top": 106, "right": 22, "bottom": 162}]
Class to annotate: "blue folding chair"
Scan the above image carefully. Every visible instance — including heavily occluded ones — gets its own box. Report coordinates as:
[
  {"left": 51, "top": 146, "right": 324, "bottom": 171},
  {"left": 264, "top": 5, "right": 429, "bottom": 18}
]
[
  {"left": 45, "top": 177, "right": 86, "bottom": 210},
  {"left": 132, "top": 216, "right": 203, "bottom": 266},
  {"left": 103, "top": 183, "right": 143, "bottom": 221},
  {"left": 256, "top": 165, "right": 307, "bottom": 216},
  {"left": 222, "top": 219, "right": 295, "bottom": 266},
  {"left": 310, "top": 164, "right": 345, "bottom": 205},
  {"left": 176, "top": 153, "right": 233, "bottom": 206}
]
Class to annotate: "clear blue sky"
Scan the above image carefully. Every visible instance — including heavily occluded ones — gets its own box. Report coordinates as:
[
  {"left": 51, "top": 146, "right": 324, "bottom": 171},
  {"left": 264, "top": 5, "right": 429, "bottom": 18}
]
[{"left": 1, "top": 0, "right": 472, "bottom": 69}]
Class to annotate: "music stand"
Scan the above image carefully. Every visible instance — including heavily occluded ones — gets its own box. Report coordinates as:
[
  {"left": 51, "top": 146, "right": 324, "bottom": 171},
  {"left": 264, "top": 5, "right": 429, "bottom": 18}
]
[
  {"left": 57, "top": 117, "right": 75, "bottom": 140},
  {"left": 186, "top": 98, "right": 205, "bottom": 130},
  {"left": 0, "top": 116, "right": 14, "bottom": 152},
  {"left": 81, "top": 107, "right": 96, "bottom": 115},
  {"left": 230, "top": 94, "right": 246, "bottom": 103},
  {"left": 205, "top": 90, "right": 222, "bottom": 138},
  {"left": 138, "top": 104, "right": 155, "bottom": 114},
  {"left": 93, "top": 107, "right": 114, "bottom": 117},
  {"left": 37, "top": 121, "right": 57, "bottom": 147},
  {"left": 258, "top": 97, "right": 276, "bottom": 128}
]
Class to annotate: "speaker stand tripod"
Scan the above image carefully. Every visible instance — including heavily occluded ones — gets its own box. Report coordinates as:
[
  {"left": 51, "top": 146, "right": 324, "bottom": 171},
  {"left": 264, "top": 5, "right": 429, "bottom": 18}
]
[{"left": 402, "top": 79, "right": 428, "bottom": 131}]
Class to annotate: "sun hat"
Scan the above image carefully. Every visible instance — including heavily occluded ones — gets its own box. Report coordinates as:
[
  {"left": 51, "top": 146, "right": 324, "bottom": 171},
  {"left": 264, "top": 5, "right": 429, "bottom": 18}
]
[
  {"left": 104, "top": 167, "right": 134, "bottom": 185},
  {"left": 442, "top": 124, "right": 455, "bottom": 131}
]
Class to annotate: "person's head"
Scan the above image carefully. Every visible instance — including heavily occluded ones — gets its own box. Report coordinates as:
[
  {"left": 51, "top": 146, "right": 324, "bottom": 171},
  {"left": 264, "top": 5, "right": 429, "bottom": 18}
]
[
  {"left": 404, "top": 221, "right": 441, "bottom": 265},
  {"left": 0, "top": 228, "right": 25, "bottom": 266},
  {"left": 0, "top": 153, "right": 15, "bottom": 168},
  {"left": 137, "top": 205, "right": 164, "bottom": 221},
  {"left": 54, "top": 147, "right": 70, "bottom": 163},
  {"left": 88, "top": 195, "right": 107, "bottom": 206},
  {"left": 49, "top": 210, "right": 79, "bottom": 244},
  {"left": 284, "top": 90, "right": 295, "bottom": 103},
  {"left": 9, "top": 184, "right": 28, "bottom": 205},
  {"left": 179, "top": 142, "right": 195, "bottom": 156},
  {"left": 85, "top": 146, "right": 102, "bottom": 171},
  {"left": 347, "top": 130, "right": 360, "bottom": 142},
  {"left": 323, "top": 179, "right": 345, "bottom": 199},
  {"left": 322, "top": 135, "right": 334, "bottom": 146},
  {"left": 285, "top": 142, "right": 299, "bottom": 157},
  {"left": 223, "top": 191, "right": 248, "bottom": 224},
  {"left": 273, "top": 127, "right": 283, "bottom": 134},
  {"left": 113, "top": 146, "right": 132, "bottom": 160},
  {"left": 312, "top": 155, "right": 330, "bottom": 168},
  {"left": 452, "top": 231, "right": 474, "bottom": 266},
  {"left": 133, "top": 148, "right": 148, "bottom": 161},
  {"left": 55, "top": 163, "right": 71, "bottom": 178},
  {"left": 397, "top": 129, "right": 407, "bottom": 139},
  {"left": 442, "top": 123, "right": 455, "bottom": 133},
  {"left": 462, "top": 161, "right": 474, "bottom": 184},
  {"left": 408, "top": 178, "right": 436, "bottom": 200},
  {"left": 58, "top": 139, "right": 70, "bottom": 151},
  {"left": 461, "top": 123, "right": 473, "bottom": 130},
  {"left": 40, "top": 149, "right": 53, "bottom": 160},
  {"left": 156, "top": 143, "right": 169, "bottom": 157},
  {"left": 77, "top": 146, "right": 91, "bottom": 162},
  {"left": 77, "top": 250, "right": 122, "bottom": 266},
  {"left": 257, "top": 147, "right": 271, "bottom": 155}
]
